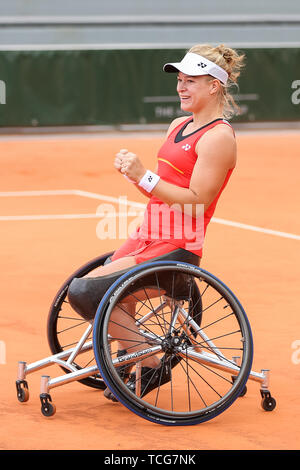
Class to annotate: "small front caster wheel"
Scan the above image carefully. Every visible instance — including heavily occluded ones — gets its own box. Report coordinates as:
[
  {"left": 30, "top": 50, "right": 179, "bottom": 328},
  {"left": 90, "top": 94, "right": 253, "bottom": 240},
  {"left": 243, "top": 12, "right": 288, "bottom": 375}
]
[
  {"left": 41, "top": 402, "right": 56, "bottom": 417},
  {"left": 260, "top": 390, "right": 276, "bottom": 411},
  {"left": 261, "top": 396, "right": 276, "bottom": 411},
  {"left": 40, "top": 393, "right": 56, "bottom": 417},
  {"left": 16, "top": 380, "right": 29, "bottom": 403}
]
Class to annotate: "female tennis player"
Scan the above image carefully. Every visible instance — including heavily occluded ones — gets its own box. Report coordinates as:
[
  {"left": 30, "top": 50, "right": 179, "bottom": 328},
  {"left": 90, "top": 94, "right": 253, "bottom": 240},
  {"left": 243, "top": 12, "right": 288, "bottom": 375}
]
[{"left": 68, "top": 43, "right": 245, "bottom": 399}]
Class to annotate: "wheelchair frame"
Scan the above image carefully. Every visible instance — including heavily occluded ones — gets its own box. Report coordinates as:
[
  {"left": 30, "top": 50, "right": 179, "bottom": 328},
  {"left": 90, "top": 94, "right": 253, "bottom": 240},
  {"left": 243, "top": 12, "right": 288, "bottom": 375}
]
[{"left": 16, "top": 257, "right": 276, "bottom": 423}]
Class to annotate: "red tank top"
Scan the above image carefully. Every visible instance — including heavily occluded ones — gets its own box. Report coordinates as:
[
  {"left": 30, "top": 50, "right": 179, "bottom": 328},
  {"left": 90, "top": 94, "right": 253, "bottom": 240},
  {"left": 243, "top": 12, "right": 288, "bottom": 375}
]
[{"left": 138, "top": 117, "right": 235, "bottom": 257}]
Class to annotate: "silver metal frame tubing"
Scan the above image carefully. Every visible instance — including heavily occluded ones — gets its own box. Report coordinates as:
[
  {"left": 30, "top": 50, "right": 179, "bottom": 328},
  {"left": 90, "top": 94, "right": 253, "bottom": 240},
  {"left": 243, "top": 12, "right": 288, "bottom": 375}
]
[
  {"left": 17, "top": 296, "right": 271, "bottom": 401},
  {"left": 17, "top": 324, "right": 101, "bottom": 394},
  {"left": 176, "top": 304, "right": 270, "bottom": 389},
  {"left": 106, "top": 299, "right": 270, "bottom": 390}
]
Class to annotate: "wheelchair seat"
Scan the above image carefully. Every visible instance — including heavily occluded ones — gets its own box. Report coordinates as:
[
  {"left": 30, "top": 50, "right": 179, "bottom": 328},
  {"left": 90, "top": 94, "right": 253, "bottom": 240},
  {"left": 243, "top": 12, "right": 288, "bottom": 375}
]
[{"left": 67, "top": 248, "right": 200, "bottom": 321}]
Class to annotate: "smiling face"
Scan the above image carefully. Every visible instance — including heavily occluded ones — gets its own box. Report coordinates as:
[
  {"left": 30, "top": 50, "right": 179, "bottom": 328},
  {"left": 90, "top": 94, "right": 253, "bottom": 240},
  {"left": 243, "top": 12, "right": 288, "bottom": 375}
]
[{"left": 176, "top": 72, "right": 221, "bottom": 114}]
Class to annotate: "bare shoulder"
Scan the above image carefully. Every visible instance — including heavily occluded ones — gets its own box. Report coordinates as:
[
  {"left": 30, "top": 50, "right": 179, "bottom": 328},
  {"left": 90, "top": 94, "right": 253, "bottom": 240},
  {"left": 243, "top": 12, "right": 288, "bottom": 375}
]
[
  {"left": 206, "top": 122, "right": 235, "bottom": 141},
  {"left": 166, "top": 116, "right": 190, "bottom": 137},
  {"left": 196, "top": 123, "right": 237, "bottom": 168}
]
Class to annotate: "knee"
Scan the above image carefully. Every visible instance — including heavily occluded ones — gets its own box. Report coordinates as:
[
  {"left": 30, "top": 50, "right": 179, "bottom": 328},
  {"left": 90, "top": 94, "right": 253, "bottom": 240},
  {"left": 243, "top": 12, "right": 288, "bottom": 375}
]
[
  {"left": 67, "top": 278, "right": 98, "bottom": 322},
  {"left": 67, "top": 268, "right": 127, "bottom": 322}
]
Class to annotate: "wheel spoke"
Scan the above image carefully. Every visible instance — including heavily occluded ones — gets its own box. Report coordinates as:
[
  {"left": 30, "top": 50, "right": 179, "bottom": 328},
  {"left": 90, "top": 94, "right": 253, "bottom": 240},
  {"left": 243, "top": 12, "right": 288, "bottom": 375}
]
[
  {"left": 47, "top": 255, "right": 112, "bottom": 390},
  {"left": 95, "top": 263, "right": 253, "bottom": 425}
]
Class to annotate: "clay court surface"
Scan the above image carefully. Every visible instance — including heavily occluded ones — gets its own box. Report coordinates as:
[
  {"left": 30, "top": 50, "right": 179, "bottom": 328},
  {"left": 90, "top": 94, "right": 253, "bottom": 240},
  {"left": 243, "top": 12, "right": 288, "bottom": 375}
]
[{"left": 0, "top": 129, "right": 299, "bottom": 450}]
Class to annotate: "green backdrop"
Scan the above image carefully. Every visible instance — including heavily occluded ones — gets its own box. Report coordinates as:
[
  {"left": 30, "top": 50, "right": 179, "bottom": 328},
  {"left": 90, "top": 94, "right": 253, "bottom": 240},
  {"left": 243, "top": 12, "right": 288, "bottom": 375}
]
[{"left": 0, "top": 48, "right": 299, "bottom": 127}]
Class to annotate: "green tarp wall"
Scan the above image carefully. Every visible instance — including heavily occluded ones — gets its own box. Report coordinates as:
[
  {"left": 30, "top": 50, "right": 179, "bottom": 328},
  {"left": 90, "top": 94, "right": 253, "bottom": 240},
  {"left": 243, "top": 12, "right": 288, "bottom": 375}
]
[{"left": 0, "top": 48, "right": 299, "bottom": 127}]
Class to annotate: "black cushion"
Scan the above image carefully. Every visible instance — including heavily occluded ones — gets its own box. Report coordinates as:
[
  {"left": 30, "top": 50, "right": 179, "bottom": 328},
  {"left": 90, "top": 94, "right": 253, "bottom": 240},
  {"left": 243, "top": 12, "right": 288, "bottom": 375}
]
[{"left": 68, "top": 248, "right": 200, "bottom": 321}]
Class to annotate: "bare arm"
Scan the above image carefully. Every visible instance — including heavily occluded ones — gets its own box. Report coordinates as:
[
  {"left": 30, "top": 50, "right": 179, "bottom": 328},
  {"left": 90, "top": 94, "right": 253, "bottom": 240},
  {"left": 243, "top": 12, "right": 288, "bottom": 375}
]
[
  {"left": 114, "top": 117, "right": 187, "bottom": 199},
  {"left": 119, "top": 124, "right": 236, "bottom": 216},
  {"left": 114, "top": 149, "right": 157, "bottom": 199},
  {"left": 151, "top": 125, "right": 236, "bottom": 214}
]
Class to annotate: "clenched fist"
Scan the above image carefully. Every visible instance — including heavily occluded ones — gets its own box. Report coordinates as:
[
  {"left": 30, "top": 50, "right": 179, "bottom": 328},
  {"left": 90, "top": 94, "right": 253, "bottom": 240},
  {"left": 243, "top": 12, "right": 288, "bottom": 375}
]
[{"left": 114, "top": 148, "right": 146, "bottom": 183}]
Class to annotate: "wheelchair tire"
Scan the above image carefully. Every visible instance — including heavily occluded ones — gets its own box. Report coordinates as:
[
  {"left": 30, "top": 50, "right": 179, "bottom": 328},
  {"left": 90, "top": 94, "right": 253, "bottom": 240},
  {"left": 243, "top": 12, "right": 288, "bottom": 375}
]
[
  {"left": 93, "top": 261, "right": 253, "bottom": 425},
  {"left": 47, "top": 251, "right": 114, "bottom": 390}
]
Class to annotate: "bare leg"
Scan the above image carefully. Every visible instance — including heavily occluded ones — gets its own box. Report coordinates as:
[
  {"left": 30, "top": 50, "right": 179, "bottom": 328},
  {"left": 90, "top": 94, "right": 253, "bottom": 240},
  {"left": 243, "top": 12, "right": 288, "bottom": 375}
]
[
  {"left": 108, "top": 302, "right": 160, "bottom": 369},
  {"left": 84, "top": 255, "right": 137, "bottom": 278},
  {"left": 86, "top": 255, "right": 160, "bottom": 368}
]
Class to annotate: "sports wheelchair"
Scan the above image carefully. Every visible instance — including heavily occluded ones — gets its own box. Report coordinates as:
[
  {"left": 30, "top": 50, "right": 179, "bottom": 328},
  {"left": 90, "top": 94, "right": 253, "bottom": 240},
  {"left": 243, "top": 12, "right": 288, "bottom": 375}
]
[{"left": 16, "top": 250, "right": 276, "bottom": 426}]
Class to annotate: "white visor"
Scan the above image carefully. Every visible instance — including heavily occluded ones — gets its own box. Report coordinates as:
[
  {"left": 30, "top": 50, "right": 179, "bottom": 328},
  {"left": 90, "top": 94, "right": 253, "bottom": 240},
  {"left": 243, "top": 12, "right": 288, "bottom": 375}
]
[{"left": 163, "top": 52, "right": 228, "bottom": 85}]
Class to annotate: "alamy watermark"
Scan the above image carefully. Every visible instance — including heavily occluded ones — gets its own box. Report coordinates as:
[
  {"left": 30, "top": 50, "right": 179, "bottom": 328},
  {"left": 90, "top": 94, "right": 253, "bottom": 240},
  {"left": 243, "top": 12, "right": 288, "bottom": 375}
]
[
  {"left": 95, "top": 196, "right": 204, "bottom": 250},
  {"left": 291, "top": 340, "right": 300, "bottom": 365},
  {"left": 0, "top": 80, "right": 6, "bottom": 104},
  {"left": 291, "top": 80, "right": 300, "bottom": 105},
  {"left": 96, "top": 196, "right": 144, "bottom": 241},
  {"left": 0, "top": 340, "right": 6, "bottom": 364}
]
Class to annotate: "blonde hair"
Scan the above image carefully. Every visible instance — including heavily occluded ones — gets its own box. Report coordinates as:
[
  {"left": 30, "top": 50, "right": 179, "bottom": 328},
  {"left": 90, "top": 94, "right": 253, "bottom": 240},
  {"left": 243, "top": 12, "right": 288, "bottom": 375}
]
[{"left": 188, "top": 44, "right": 245, "bottom": 119}]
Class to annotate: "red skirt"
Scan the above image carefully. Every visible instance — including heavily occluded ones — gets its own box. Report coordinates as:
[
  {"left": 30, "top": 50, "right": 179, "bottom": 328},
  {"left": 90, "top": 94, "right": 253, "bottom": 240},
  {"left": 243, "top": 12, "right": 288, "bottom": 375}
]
[{"left": 111, "top": 234, "right": 179, "bottom": 264}]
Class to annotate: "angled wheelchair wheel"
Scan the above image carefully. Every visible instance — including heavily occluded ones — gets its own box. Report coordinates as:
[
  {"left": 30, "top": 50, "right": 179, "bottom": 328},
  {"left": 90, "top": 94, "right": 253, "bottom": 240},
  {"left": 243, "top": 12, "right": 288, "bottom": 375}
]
[
  {"left": 93, "top": 261, "right": 253, "bottom": 425},
  {"left": 47, "top": 251, "right": 114, "bottom": 390}
]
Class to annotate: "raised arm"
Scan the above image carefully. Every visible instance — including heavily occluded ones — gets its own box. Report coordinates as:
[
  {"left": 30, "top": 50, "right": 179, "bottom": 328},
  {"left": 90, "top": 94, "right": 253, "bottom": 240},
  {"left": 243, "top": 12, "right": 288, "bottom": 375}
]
[
  {"left": 117, "top": 124, "right": 236, "bottom": 216},
  {"left": 152, "top": 125, "right": 236, "bottom": 213}
]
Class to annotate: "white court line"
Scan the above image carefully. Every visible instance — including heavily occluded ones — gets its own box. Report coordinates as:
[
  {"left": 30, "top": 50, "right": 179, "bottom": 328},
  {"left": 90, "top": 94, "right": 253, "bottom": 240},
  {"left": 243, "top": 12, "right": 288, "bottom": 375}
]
[
  {"left": 73, "top": 189, "right": 146, "bottom": 208},
  {"left": 0, "top": 189, "right": 73, "bottom": 197},
  {"left": 0, "top": 189, "right": 146, "bottom": 208},
  {"left": 0, "top": 212, "right": 142, "bottom": 221},
  {"left": 212, "top": 217, "right": 300, "bottom": 241},
  {"left": 0, "top": 189, "right": 299, "bottom": 241}
]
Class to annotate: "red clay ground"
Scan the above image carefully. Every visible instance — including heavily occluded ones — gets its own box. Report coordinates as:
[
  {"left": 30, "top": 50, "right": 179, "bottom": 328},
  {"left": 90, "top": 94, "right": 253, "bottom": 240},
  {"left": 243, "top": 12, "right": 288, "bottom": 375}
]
[{"left": 0, "top": 130, "right": 299, "bottom": 450}]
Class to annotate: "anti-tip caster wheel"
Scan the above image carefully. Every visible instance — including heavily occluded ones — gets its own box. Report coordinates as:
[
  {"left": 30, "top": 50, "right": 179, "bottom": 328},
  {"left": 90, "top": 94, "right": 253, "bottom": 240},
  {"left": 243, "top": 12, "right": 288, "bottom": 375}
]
[
  {"left": 260, "top": 390, "right": 276, "bottom": 411},
  {"left": 16, "top": 380, "right": 29, "bottom": 403},
  {"left": 40, "top": 393, "right": 56, "bottom": 417}
]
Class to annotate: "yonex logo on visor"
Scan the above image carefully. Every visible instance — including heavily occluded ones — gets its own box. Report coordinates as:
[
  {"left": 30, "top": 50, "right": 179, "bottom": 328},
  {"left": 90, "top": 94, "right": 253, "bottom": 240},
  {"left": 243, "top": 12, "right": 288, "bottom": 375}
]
[{"left": 163, "top": 52, "right": 228, "bottom": 85}]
